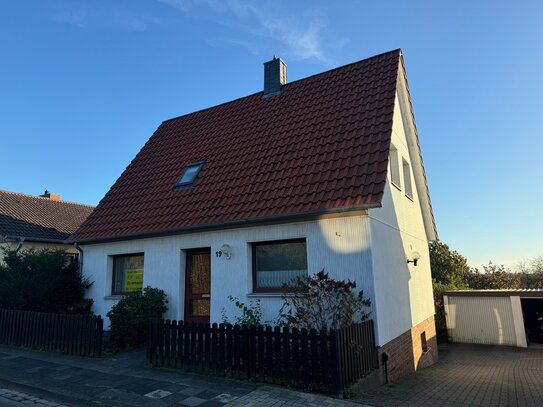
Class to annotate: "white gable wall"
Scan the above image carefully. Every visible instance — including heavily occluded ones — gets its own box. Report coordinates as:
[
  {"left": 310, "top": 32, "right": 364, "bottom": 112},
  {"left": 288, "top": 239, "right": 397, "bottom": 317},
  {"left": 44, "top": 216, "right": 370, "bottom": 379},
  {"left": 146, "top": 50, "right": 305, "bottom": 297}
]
[
  {"left": 369, "top": 95, "right": 435, "bottom": 346},
  {"left": 81, "top": 215, "right": 376, "bottom": 328}
]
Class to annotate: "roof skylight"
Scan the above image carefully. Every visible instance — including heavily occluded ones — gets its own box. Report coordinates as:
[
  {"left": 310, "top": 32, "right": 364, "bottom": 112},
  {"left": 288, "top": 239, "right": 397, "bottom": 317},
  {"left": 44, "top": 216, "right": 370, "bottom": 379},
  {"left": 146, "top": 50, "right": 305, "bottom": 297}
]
[{"left": 174, "top": 161, "right": 204, "bottom": 190}]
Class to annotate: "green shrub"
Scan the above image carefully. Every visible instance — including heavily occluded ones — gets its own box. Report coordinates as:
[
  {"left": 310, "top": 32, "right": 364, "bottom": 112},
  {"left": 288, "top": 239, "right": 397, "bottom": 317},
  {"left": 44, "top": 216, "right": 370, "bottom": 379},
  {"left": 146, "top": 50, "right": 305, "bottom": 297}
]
[
  {"left": 0, "top": 248, "right": 93, "bottom": 314},
  {"left": 107, "top": 287, "right": 167, "bottom": 350}
]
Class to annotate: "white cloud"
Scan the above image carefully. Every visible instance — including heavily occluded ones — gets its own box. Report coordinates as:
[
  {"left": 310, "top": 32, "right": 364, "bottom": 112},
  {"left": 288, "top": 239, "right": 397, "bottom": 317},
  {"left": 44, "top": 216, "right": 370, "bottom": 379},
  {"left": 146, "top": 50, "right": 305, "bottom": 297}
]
[
  {"left": 52, "top": 10, "right": 88, "bottom": 28},
  {"left": 51, "top": 7, "right": 155, "bottom": 32},
  {"left": 157, "top": 0, "right": 192, "bottom": 13},
  {"left": 158, "top": 0, "right": 337, "bottom": 65}
]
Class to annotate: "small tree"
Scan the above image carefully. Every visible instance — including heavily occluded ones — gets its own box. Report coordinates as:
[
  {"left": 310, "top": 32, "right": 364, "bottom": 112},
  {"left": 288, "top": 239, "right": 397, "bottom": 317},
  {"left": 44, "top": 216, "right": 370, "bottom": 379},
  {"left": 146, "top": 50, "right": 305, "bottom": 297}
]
[
  {"left": 0, "top": 248, "right": 93, "bottom": 314},
  {"left": 277, "top": 270, "right": 371, "bottom": 331},
  {"left": 107, "top": 287, "right": 167, "bottom": 350}
]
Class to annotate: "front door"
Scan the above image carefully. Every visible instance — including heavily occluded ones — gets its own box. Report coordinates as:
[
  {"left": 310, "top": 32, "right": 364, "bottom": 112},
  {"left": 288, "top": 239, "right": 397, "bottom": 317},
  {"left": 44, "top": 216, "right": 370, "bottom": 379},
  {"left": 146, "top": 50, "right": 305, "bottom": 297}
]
[{"left": 184, "top": 248, "right": 211, "bottom": 324}]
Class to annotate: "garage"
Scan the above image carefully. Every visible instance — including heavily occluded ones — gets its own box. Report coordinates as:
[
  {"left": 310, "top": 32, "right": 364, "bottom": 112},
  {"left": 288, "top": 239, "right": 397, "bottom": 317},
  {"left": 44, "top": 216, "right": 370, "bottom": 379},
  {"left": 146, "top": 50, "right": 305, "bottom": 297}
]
[{"left": 443, "top": 289, "right": 543, "bottom": 347}]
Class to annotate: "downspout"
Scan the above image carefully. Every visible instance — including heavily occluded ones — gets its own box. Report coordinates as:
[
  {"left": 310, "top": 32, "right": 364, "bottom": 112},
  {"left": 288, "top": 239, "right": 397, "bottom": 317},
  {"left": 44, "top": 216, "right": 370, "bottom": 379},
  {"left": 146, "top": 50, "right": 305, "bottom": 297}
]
[
  {"left": 74, "top": 243, "right": 84, "bottom": 271},
  {"left": 14, "top": 237, "right": 25, "bottom": 253}
]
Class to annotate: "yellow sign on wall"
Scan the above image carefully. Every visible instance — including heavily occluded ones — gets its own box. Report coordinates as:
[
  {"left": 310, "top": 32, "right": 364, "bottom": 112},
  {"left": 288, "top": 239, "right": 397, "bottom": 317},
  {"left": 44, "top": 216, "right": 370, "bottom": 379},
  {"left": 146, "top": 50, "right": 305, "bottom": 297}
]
[{"left": 124, "top": 268, "right": 144, "bottom": 292}]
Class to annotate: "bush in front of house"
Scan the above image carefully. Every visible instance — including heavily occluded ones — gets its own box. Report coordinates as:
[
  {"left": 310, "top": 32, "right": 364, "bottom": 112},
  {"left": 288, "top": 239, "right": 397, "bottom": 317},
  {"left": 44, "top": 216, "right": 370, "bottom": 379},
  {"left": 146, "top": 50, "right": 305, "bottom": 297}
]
[
  {"left": 0, "top": 248, "right": 93, "bottom": 314},
  {"left": 221, "top": 295, "right": 265, "bottom": 327},
  {"left": 278, "top": 270, "right": 371, "bottom": 331},
  {"left": 107, "top": 286, "right": 168, "bottom": 350}
]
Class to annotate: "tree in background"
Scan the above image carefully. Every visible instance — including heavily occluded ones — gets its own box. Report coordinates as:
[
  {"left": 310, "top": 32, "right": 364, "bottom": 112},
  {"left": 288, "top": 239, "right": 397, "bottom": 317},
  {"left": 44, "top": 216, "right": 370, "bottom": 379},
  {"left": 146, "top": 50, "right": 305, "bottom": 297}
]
[
  {"left": 429, "top": 241, "right": 470, "bottom": 286},
  {"left": 466, "top": 262, "right": 521, "bottom": 289},
  {"left": 517, "top": 254, "right": 543, "bottom": 288},
  {"left": 0, "top": 248, "right": 93, "bottom": 314},
  {"left": 429, "top": 241, "right": 470, "bottom": 341}
]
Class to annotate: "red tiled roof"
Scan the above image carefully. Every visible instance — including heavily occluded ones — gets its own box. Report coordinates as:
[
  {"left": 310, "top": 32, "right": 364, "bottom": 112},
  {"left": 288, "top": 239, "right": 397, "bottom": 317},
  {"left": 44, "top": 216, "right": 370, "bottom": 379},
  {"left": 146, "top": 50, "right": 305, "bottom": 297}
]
[
  {"left": 0, "top": 190, "right": 94, "bottom": 242},
  {"left": 70, "top": 50, "right": 402, "bottom": 243}
]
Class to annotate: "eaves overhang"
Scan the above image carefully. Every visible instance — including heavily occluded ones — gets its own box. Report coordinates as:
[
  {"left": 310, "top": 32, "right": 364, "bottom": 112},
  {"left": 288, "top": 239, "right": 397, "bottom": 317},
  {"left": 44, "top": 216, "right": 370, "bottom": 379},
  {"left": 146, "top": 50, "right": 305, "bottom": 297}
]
[{"left": 69, "top": 204, "right": 377, "bottom": 245}]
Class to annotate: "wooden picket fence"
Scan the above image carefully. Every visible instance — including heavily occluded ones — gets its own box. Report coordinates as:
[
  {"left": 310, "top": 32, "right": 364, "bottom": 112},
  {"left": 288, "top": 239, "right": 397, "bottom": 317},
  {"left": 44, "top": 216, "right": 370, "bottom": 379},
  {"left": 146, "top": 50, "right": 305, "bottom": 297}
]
[
  {"left": 148, "top": 319, "right": 378, "bottom": 393},
  {"left": 0, "top": 309, "right": 103, "bottom": 357}
]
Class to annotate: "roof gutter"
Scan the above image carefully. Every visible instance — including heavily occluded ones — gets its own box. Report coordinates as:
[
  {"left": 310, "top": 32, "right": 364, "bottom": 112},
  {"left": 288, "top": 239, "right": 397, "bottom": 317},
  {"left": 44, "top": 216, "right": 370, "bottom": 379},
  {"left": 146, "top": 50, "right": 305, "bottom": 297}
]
[
  {"left": 69, "top": 204, "right": 379, "bottom": 245},
  {"left": 3, "top": 235, "right": 67, "bottom": 244}
]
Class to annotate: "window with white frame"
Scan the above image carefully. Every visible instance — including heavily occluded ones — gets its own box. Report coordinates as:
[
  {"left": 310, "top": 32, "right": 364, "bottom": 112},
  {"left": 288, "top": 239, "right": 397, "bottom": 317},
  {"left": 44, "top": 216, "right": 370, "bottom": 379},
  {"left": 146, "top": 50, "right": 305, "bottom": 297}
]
[
  {"left": 389, "top": 144, "right": 401, "bottom": 188},
  {"left": 252, "top": 239, "right": 308, "bottom": 292},
  {"left": 403, "top": 158, "right": 413, "bottom": 199}
]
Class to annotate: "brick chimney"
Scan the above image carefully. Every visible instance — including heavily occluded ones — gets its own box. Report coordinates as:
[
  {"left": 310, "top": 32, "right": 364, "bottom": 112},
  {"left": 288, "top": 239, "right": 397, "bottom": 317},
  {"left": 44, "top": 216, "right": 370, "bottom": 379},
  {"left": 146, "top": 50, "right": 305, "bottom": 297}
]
[
  {"left": 40, "top": 190, "right": 61, "bottom": 201},
  {"left": 263, "top": 56, "right": 287, "bottom": 98}
]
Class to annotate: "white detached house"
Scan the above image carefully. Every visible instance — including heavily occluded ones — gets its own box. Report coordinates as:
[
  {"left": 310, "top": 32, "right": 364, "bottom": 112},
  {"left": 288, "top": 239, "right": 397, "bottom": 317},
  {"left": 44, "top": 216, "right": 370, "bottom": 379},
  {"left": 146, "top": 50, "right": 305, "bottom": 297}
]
[{"left": 70, "top": 49, "right": 438, "bottom": 379}]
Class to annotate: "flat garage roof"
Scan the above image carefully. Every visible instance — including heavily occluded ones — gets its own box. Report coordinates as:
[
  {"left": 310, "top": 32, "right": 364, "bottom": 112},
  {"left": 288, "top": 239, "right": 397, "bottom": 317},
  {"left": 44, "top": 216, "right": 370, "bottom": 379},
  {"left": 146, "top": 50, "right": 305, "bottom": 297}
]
[{"left": 445, "top": 289, "right": 543, "bottom": 298}]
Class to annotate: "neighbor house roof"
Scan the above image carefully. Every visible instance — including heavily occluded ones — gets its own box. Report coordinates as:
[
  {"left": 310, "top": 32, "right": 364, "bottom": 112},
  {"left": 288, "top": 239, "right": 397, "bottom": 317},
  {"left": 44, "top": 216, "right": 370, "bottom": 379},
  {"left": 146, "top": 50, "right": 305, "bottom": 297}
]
[
  {"left": 70, "top": 49, "right": 435, "bottom": 243},
  {"left": 0, "top": 190, "right": 95, "bottom": 243}
]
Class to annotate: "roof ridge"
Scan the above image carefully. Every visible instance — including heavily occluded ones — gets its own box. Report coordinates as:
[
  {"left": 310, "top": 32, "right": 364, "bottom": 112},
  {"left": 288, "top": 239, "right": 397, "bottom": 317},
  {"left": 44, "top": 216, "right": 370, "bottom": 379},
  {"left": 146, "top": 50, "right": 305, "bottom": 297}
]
[
  {"left": 162, "top": 49, "right": 402, "bottom": 125},
  {"left": 285, "top": 48, "right": 402, "bottom": 87},
  {"left": 0, "top": 189, "right": 95, "bottom": 208}
]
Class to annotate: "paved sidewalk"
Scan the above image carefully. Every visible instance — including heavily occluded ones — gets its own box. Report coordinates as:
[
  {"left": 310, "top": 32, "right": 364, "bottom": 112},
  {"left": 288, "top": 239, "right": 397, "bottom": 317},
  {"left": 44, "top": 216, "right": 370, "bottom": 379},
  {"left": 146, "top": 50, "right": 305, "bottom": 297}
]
[
  {"left": 356, "top": 343, "right": 543, "bottom": 407},
  {"left": 0, "top": 345, "right": 364, "bottom": 407},
  {"left": 0, "top": 388, "right": 68, "bottom": 407}
]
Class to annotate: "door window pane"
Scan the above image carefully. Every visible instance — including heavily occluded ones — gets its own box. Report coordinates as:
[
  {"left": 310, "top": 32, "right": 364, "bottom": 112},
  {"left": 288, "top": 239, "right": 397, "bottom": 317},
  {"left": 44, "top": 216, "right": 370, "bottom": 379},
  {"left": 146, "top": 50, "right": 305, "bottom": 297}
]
[
  {"left": 190, "top": 253, "right": 211, "bottom": 294},
  {"left": 254, "top": 240, "right": 307, "bottom": 291},
  {"left": 190, "top": 299, "right": 210, "bottom": 317}
]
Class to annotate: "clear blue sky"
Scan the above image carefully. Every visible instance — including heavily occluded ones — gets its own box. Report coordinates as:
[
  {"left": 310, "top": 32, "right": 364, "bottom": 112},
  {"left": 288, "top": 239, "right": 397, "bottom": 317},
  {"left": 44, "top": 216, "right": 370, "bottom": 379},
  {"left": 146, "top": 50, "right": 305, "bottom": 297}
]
[{"left": 1, "top": 1, "right": 542, "bottom": 269}]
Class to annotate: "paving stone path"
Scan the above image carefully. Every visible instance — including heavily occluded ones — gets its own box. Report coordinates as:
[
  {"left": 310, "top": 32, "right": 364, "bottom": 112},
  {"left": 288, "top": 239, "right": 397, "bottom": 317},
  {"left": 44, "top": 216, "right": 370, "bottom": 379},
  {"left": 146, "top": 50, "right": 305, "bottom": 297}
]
[
  {"left": 0, "top": 388, "right": 68, "bottom": 406},
  {"left": 2, "top": 343, "right": 540, "bottom": 406},
  {"left": 356, "top": 343, "right": 543, "bottom": 407},
  {"left": 0, "top": 346, "right": 365, "bottom": 407}
]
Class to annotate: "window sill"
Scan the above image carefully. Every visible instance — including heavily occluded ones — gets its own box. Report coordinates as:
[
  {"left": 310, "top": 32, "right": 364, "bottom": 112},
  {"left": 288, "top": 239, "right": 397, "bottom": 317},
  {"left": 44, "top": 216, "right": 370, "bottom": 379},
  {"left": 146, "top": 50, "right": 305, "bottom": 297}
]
[
  {"left": 247, "top": 292, "right": 298, "bottom": 298},
  {"left": 104, "top": 295, "right": 125, "bottom": 301},
  {"left": 405, "top": 194, "right": 414, "bottom": 202},
  {"left": 391, "top": 181, "right": 402, "bottom": 191}
]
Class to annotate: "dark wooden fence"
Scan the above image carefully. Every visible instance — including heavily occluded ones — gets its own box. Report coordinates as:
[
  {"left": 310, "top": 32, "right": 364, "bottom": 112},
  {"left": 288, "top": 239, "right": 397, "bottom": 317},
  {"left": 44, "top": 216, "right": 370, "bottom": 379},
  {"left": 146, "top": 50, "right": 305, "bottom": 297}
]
[
  {"left": 148, "top": 319, "right": 378, "bottom": 393},
  {"left": 0, "top": 309, "right": 103, "bottom": 357}
]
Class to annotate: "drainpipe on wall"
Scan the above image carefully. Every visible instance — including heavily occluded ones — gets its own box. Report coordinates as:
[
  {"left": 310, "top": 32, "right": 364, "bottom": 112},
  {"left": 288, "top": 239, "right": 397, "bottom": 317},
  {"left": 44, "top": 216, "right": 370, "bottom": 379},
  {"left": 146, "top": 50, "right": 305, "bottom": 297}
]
[
  {"left": 74, "top": 243, "right": 84, "bottom": 271},
  {"left": 14, "top": 237, "right": 25, "bottom": 253}
]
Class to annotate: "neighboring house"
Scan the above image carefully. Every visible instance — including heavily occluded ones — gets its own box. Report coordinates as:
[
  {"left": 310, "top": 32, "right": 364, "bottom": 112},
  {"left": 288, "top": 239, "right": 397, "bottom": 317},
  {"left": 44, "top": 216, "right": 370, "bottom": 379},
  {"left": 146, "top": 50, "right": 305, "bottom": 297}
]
[
  {"left": 0, "top": 189, "right": 94, "bottom": 260},
  {"left": 70, "top": 49, "right": 438, "bottom": 379}
]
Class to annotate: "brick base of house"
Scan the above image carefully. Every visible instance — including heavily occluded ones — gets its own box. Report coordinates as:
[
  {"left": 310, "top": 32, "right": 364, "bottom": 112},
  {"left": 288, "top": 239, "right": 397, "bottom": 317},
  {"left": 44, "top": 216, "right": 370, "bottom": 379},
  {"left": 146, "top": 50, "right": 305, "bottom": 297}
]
[{"left": 377, "top": 315, "right": 438, "bottom": 383}]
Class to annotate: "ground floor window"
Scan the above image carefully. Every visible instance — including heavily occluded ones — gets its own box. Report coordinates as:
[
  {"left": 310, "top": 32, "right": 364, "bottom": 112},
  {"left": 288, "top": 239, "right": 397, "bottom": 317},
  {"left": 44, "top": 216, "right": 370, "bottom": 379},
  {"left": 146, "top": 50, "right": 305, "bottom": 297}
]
[
  {"left": 252, "top": 239, "right": 307, "bottom": 292},
  {"left": 112, "top": 253, "right": 144, "bottom": 295}
]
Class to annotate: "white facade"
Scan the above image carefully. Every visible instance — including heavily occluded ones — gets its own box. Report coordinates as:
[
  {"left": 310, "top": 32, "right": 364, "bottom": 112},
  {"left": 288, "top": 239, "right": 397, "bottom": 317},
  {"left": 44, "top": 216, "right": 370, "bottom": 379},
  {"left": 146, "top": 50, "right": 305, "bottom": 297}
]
[
  {"left": 81, "top": 215, "right": 376, "bottom": 329},
  {"left": 368, "top": 94, "right": 435, "bottom": 346}
]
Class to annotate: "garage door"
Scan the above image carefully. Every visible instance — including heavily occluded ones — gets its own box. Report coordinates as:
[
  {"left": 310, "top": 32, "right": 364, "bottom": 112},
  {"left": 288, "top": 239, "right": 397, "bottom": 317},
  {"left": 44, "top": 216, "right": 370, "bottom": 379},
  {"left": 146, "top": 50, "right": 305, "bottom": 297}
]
[{"left": 446, "top": 296, "right": 517, "bottom": 346}]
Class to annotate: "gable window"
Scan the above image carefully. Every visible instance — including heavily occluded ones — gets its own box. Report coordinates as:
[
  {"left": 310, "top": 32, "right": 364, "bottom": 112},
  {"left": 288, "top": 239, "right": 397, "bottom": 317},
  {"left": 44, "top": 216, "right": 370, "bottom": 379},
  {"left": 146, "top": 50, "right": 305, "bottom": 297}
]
[
  {"left": 403, "top": 158, "right": 413, "bottom": 199},
  {"left": 112, "top": 253, "right": 144, "bottom": 295},
  {"left": 174, "top": 161, "right": 204, "bottom": 190},
  {"left": 252, "top": 239, "right": 308, "bottom": 292},
  {"left": 389, "top": 145, "right": 401, "bottom": 189}
]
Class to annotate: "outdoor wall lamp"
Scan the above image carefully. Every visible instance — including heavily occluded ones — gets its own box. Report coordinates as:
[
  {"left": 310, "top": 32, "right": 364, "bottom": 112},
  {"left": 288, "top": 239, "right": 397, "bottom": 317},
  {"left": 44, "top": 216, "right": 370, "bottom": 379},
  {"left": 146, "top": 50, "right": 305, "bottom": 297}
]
[
  {"left": 215, "top": 244, "right": 232, "bottom": 260},
  {"left": 407, "top": 251, "right": 421, "bottom": 266}
]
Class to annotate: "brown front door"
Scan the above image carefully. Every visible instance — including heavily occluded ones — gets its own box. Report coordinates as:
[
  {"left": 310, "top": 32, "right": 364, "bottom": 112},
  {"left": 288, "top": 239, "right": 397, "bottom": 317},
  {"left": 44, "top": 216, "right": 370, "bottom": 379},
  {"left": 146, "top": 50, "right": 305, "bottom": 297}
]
[{"left": 184, "top": 248, "right": 211, "bottom": 324}]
